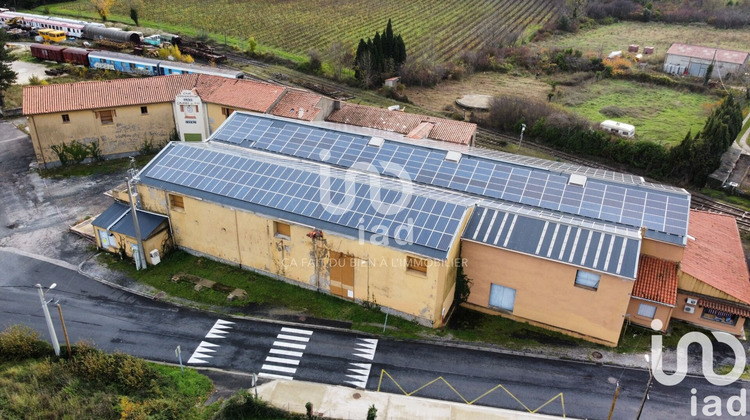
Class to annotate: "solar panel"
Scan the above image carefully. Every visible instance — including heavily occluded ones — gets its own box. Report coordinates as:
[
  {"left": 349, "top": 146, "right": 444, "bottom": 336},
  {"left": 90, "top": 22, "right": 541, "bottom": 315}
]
[
  {"left": 142, "top": 143, "right": 471, "bottom": 254},
  {"left": 209, "top": 113, "right": 691, "bottom": 238}
]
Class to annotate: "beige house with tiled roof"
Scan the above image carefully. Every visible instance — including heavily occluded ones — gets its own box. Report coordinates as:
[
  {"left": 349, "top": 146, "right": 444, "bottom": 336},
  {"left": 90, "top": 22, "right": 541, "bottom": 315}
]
[
  {"left": 326, "top": 103, "right": 477, "bottom": 146},
  {"left": 627, "top": 210, "right": 750, "bottom": 337},
  {"left": 23, "top": 74, "right": 332, "bottom": 168}
]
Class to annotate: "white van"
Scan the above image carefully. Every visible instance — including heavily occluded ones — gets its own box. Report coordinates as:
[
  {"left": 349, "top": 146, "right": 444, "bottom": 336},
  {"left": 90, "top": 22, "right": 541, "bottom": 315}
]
[{"left": 600, "top": 120, "right": 635, "bottom": 138}]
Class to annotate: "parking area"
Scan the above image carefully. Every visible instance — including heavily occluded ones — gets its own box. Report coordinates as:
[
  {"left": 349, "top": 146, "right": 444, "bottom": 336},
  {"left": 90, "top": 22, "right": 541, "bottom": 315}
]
[{"left": 0, "top": 120, "right": 126, "bottom": 264}]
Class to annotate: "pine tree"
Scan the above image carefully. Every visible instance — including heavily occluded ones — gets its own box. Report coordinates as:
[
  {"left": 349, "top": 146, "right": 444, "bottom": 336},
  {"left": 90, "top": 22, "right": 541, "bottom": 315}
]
[{"left": 0, "top": 30, "right": 18, "bottom": 108}]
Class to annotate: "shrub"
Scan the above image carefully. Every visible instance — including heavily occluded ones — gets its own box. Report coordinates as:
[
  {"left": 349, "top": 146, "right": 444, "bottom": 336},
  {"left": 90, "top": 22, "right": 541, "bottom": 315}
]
[
  {"left": 0, "top": 325, "right": 53, "bottom": 361},
  {"left": 213, "top": 390, "right": 289, "bottom": 419},
  {"left": 600, "top": 105, "right": 627, "bottom": 118}
]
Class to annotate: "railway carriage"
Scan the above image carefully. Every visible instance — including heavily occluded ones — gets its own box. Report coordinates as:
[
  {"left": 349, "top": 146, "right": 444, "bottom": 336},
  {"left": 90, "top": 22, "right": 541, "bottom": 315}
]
[
  {"left": 88, "top": 51, "right": 160, "bottom": 76},
  {"left": 157, "top": 60, "right": 244, "bottom": 79}
]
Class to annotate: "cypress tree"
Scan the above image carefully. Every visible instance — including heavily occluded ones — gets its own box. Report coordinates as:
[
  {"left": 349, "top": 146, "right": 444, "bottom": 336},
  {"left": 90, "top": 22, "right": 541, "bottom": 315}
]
[
  {"left": 373, "top": 31, "right": 384, "bottom": 72},
  {"left": 394, "top": 34, "right": 406, "bottom": 66},
  {"left": 384, "top": 19, "right": 395, "bottom": 61}
]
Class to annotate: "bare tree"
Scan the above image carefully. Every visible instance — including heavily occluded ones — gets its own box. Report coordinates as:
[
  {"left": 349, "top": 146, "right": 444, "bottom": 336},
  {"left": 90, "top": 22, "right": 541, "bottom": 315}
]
[
  {"left": 356, "top": 50, "right": 375, "bottom": 89},
  {"left": 326, "top": 41, "right": 354, "bottom": 81}
]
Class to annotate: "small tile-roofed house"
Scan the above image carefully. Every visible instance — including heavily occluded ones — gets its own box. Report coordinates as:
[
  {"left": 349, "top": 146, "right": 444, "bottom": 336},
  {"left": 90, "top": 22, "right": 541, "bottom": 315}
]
[
  {"left": 326, "top": 103, "right": 476, "bottom": 146},
  {"left": 626, "top": 255, "right": 679, "bottom": 332},
  {"left": 671, "top": 210, "right": 750, "bottom": 336}
]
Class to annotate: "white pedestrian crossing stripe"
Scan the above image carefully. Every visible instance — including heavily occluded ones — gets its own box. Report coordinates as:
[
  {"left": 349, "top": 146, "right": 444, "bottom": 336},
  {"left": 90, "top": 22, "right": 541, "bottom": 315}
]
[
  {"left": 187, "top": 341, "right": 218, "bottom": 364},
  {"left": 259, "top": 327, "right": 314, "bottom": 381},
  {"left": 187, "top": 319, "right": 234, "bottom": 365},
  {"left": 346, "top": 362, "right": 372, "bottom": 389},
  {"left": 353, "top": 338, "right": 378, "bottom": 360}
]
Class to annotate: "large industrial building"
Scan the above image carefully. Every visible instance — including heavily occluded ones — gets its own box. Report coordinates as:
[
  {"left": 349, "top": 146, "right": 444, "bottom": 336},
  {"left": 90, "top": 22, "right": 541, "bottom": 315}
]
[{"left": 89, "top": 111, "right": 750, "bottom": 346}]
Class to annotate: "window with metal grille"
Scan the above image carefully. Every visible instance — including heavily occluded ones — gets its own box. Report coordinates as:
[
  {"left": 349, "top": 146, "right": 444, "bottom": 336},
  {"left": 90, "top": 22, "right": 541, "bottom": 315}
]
[
  {"left": 61, "top": 114, "right": 70, "bottom": 123},
  {"left": 637, "top": 303, "right": 657, "bottom": 319}
]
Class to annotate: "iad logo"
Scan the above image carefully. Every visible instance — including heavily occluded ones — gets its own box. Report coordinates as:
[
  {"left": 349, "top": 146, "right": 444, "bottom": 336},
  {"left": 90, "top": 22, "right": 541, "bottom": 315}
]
[{"left": 649, "top": 319, "right": 746, "bottom": 387}]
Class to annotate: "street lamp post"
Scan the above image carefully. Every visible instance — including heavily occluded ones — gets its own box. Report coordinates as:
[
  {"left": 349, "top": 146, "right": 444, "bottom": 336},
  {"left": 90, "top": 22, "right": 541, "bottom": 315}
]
[
  {"left": 35, "top": 283, "right": 60, "bottom": 357},
  {"left": 636, "top": 354, "right": 654, "bottom": 420},
  {"left": 519, "top": 123, "right": 527, "bottom": 149}
]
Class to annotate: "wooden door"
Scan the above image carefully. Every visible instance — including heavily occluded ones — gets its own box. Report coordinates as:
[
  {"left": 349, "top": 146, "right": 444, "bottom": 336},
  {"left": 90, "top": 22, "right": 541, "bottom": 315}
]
[{"left": 329, "top": 251, "right": 354, "bottom": 300}]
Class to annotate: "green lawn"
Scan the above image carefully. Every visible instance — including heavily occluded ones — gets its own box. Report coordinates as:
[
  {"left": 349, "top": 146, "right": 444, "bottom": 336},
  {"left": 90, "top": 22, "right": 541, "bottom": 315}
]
[{"left": 560, "top": 79, "right": 715, "bottom": 145}]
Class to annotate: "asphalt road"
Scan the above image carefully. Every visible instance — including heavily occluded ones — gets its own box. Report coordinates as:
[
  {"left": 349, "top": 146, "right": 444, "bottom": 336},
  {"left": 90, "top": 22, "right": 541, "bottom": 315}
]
[{"left": 1, "top": 249, "right": 741, "bottom": 420}]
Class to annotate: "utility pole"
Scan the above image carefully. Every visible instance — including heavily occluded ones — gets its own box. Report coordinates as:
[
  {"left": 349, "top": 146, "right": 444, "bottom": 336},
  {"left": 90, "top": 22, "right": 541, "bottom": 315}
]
[
  {"left": 607, "top": 381, "right": 620, "bottom": 420},
  {"left": 636, "top": 355, "right": 654, "bottom": 420},
  {"left": 35, "top": 283, "right": 60, "bottom": 357},
  {"left": 126, "top": 175, "right": 147, "bottom": 270},
  {"left": 57, "top": 303, "right": 72, "bottom": 356}
]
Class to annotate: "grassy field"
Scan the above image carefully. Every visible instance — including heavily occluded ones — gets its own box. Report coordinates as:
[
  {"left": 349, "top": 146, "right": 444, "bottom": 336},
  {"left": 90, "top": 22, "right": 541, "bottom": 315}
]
[
  {"left": 45, "top": 0, "right": 559, "bottom": 63},
  {"left": 559, "top": 79, "right": 716, "bottom": 145},
  {"left": 537, "top": 21, "right": 750, "bottom": 61},
  {"left": 0, "top": 326, "right": 216, "bottom": 419}
]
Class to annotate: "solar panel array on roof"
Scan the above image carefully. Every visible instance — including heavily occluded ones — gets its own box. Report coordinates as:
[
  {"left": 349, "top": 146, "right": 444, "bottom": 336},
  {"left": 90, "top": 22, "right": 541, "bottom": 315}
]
[
  {"left": 210, "top": 113, "right": 690, "bottom": 239},
  {"left": 464, "top": 207, "right": 641, "bottom": 278},
  {"left": 140, "top": 142, "right": 472, "bottom": 258}
]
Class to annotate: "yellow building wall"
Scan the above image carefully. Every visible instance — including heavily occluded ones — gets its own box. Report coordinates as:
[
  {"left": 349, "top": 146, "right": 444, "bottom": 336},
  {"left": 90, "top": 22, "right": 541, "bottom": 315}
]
[
  {"left": 205, "top": 103, "right": 242, "bottom": 134},
  {"left": 93, "top": 225, "right": 169, "bottom": 266},
  {"left": 27, "top": 102, "right": 175, "bottom": 167},
  {"left": 461, "top": 240, "right": 635, "bottom": 346},
  {"left": 137, "top": 184, "right": 457, "bottom": 327},
  {"left": 671, "top": 291, "right": 746, "bottom": 335},
  {"left": 626, "top": 298, "right": 673, "bottom": 332},
  {"left": 678, "top": 272, "right": 743, "bottom": 304},
  {"left": 640, "top": 238, "right": 684, "bottom": 262}
]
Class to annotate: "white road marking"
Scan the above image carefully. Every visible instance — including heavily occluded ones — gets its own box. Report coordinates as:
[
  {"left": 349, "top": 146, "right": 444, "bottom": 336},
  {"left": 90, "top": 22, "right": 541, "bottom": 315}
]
[
  {"left": 277, "top": 334, "right": 310, "bottom": 342},
  {"left": 345, "top": 362, "right": 372, "bottom": 389},
  {"left": 262, "top": 364, "right": 297, "bottom": 374},
  {"left": 273, "top": 341, "right": 306, "bottom": 350},
  {"left": 258, "top": 372, "right": 293, "bottom": 381},
  {"left": 270, "top": 349, "right": 303, "bottom": 357},
  {"left": 281, "top": 327, "right": 313, "bottom": 335},
  {"left": 353, "top": 338, "right": 378, "bottom": 360},
  {"left": 265, "top": 357, "right": 300, "bottom": 365}
]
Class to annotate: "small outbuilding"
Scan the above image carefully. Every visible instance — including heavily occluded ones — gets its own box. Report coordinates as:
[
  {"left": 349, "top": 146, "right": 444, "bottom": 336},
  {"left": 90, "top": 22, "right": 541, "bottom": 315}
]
[
  {"left": 663, "top": 43, "right": 749, "bottom": 79},
  {"left": 91, "top": 201, "right": 170, "bottom": 265}
]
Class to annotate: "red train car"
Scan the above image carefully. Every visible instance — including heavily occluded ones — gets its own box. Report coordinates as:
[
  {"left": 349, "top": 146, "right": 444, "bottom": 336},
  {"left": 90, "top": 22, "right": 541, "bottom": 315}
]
[
  {"left": 61, "top": 47, "right": 90, "bottom": 65},
  {"left": 30, "top": 44, "right": 66, "bottom": 62}
]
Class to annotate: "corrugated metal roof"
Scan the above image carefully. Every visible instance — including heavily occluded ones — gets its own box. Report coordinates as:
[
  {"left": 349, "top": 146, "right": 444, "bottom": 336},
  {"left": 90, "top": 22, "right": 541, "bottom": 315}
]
[
  {"left": 92, "top": 201, "right": 168, "bottom": 239},
  {"left": 92, "top": 201, "right": 130, "bottom": 229},
  {"left": 462, "top": 206, "right": 641, "bottom": 279},
  {"left": 667, "top": 43, "right": 749, "bottom": 65}
]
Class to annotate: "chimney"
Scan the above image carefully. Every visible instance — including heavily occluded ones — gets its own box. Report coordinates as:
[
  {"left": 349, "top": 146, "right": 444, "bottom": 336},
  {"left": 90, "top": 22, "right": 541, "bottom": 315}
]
[{"left": 334, "top": 100, "right": 341, "bottom": 110}]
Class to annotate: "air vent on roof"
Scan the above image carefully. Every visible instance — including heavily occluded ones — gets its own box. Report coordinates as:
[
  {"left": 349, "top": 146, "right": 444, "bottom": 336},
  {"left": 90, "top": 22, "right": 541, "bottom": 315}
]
[
  {"left": 568, "top": 174, "right": 587, "bottom": 187},
  {"left": 368, "top": 137, "right": 385, "bottom": 147},
  {"left": 445, "top": 151, "right": 462, "bottom": 163}
]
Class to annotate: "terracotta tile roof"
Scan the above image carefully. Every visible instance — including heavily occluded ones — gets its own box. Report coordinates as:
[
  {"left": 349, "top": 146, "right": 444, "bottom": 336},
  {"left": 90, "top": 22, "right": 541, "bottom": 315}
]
[
  {"left": 407, "top": 122, "right": 434, "bottom": 139},
  {"left": 682, "top": 210, "right": 750, "bottom": 305},
  {"left": 23, "top": 74, "right": 287, "bottom": 116},
  {"left": 632, "top": 255, "right": 678, "bottom": 306},
  {"left": 194, "top": 76, "right": 285, "bottom": 113},
  {"left": 23, "top": 74, "right": 199, "bottom": 115},
  {"left": 698, "top": 298, "right": 750, "bottom": 318},
  {"left": 326, "top": 103, "right": 476, "bottom": 145},
  {"left": 269, "top": 89, "right": 323, "bottom": 121}
]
